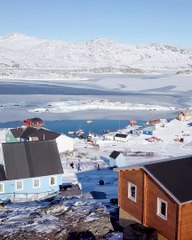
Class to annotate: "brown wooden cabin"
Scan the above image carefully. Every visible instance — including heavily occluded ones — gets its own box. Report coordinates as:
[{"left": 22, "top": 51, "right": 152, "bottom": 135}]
[{"left": 116, "top": 155, "right": 192, "bottom": 240}]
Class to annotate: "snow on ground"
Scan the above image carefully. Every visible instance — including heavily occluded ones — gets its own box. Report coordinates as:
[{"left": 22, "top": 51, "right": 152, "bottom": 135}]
[
  {"left": 28, "top": 99, "right": 177, "bottom": 114},
  {"left": 0, "top": 118, "right": 192, "bottom": 238}
]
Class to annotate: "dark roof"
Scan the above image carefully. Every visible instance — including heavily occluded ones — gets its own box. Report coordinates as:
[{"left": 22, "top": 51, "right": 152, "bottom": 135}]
[
  {"left": 29, "top": 129, "right": 60, "bottom": 141},
  {"left": 144, "top": 156, "right": 192, "bottom": 203},
  {"left": 2, "top": 140, "right": 63, "bottom": 180},
  {"left": 115, "top": 133, "right": 128, "bottom": 138},
  {"left": 0, "top": 165, "right": 6, "bottom": 181},
  {"left": 110, "top": 150, "right": 121, "bottom": 159},
  {"left": 10, "top": 128, "right": 25, "bottom": 138},
  {"left": 20, "top": 127, "right": 37, "bottom": 139},
  {"left": 25, "top": 118, "right": 43, "bottom": 123}
]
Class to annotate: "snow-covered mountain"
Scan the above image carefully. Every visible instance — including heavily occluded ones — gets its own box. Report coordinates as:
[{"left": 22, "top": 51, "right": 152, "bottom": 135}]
[{"left": 0, "top": 33, "right": 192, "bottom": 72}]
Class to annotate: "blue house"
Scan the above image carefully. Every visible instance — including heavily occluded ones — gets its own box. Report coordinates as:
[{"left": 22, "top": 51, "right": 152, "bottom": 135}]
[
  {"left": 0, "top": 140, "right": 64, "bottom": 202},
  {"left": 142, "top": 125, "right": 155, "bottom": 135}
]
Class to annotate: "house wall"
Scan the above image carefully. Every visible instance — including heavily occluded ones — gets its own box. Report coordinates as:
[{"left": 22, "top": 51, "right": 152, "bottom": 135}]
[
  {"left": 0, "top": 174, "right": 63, "bottom": 202},
  {"left": 6, "top": 132, "right": 17, "bottom": 143},
  {"left": 131, "top": 129, "right": 142, "bottom": 136},
  {"left": 145, "top": 175, "right": 178, "bottom": 240},
  {"left": 118, "top": 169, "right": 178, "bottom": 240},
  {"left": 178, "top": 202, "right": 192, "bottom": 240},
  {"left": 115, "top": 155, "right": 126, "bottom": 167},
  {"left": 109, "top": 154, "right": 125, "bottom": 167},
  {"left": 109, "top": 158, "right": 115, "bottom": 167},
  {"left": 119, "top": 169, "right": 144, "bottom": 224},
  {"left": 114, "top": 136, "right": 128, "bottom": 142},
  {"left": 143, "top": 130, "right": 153, "bottom": 135},
  {"left": 56, "top": 135, "right": 74, "bottom": 153}
]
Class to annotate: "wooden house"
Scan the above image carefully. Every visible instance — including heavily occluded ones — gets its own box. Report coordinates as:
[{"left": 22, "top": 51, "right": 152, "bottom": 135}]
[
  {"left": 0, "top": 140, "right": 64, "bottom": 202},
  {"left": 23, "top": 117, "right": 44, "bottom": 128},
  {"left": 109, "top": 150, "right": 126, "bottom": 168},
  {"left": 116, "top": 156, "right": 192, "bottom": 240},
  {"left": 177, "top": 111, "right": 192, "bottom": 121}
]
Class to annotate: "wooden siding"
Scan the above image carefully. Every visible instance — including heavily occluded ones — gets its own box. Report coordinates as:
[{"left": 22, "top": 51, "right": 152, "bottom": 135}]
[
  {"left": 119, "top": 169, "right": 144, "bottom": 223},
  {"left": 178, "top": 202, "right": 192, "bottom": 240},
  {"left": 145, "top": 175, "right": 178, "bottom": 240}
]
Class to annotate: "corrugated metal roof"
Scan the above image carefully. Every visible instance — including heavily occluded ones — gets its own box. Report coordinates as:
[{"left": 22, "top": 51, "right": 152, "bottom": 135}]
[{"left": 2, "top": 140, "right": 63, "bottom": 180}]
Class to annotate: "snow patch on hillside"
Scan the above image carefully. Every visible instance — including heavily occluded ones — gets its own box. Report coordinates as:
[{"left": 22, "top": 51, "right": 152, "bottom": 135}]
[{"left": 0, "top": 33, "right": 192, "bottom": 75}]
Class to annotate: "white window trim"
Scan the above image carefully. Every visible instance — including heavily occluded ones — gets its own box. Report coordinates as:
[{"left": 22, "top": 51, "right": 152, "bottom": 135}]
[
  {"left": 157, "top": 197, "right": 168, "bottom": 220},
  {"left": 15, "top": 180, "right": 24, "bottom": 191},
  {"left": 128, "top": 182, "right": 137, "bottom": 202},
  {"left": 33, "top": 178, "right": 41, "bottom": 189},
  {"left": 0, "top": 183, "right": 4, "bottom": 193},
  {"left": 49, "top": 176, "right": 57, "bottom": 186}
]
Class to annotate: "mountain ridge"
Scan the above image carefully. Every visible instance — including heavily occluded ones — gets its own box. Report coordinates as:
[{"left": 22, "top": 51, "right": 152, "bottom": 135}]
[{"left": 0, "top": 33, "right": 192, "bottom": 72}]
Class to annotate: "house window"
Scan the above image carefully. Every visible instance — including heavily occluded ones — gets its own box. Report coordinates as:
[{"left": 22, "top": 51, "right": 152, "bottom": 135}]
[
  {"left": 128, "top": 182, "right": 137, "bottom": 202},
  {"left": 157, "top": 198, "right": 167, "bottom": 220},
  {"left": 0, "top": 183, "right": 4, "bottom": 193},
  {"left": 49, "top": 176, "right": 57, "bottom": 186},
  {"left": 33, "top": 178, "right": 40, "bottom": 188},
  {"left": 15, "top": 180, "right": 23, "bottom": 191}
]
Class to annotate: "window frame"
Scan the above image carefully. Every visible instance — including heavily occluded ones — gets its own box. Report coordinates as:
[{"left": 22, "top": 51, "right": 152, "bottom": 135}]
[
  {"left": 128, "top": 182, "right": 137, "bottom": 202},
  {"left": 49, "top": 176, "right": 57, "bottom": 186},
  {"left": 33, "top": 178, "right": 41, "bottom": 189},
  {"left": 15, "top": 180, "right": 24, "bottom": 191},
  {"left": 157, "top": 197, "right": 168, "bottom": 220},
  {"left": 0, "top": 183, "right": 4, "bottom": 193}
]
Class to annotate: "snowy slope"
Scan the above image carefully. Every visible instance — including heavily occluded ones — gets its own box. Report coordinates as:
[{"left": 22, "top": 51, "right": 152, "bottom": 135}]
[{"left": 0, "top": 33, "right": 192, "bottom": 72}]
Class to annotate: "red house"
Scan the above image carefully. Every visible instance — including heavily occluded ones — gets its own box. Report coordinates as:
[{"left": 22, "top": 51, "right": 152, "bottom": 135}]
[
  {"left": 23, "top": 118, "right": 44, "bottom": 128},
  {"left": 116, "top": 156, "right": 192, "bottom": 240}
]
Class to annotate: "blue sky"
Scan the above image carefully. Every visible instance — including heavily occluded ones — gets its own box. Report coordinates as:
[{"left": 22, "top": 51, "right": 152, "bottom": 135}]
[{"left": 0, "top": 0, "right": 192, "bottom": 47}]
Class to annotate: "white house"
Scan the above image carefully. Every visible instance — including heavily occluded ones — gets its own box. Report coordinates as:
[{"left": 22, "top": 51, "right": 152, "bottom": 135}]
[
  {"left": 109, "top": 150, "right": 126, "bottom": 168},
  {"left": 55, "top": 134, "right": 74, "bottom": 153},
  {"left": 114, "top": 133, "right": 129, "bottom": 142}
]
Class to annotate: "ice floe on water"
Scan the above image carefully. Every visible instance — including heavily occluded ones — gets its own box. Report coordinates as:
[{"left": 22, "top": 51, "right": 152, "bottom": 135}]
[{"left": 28, "top": 99, "right": 177, "bottom": 114}]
